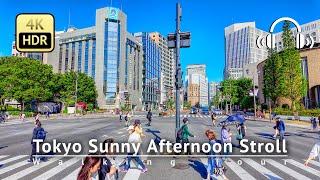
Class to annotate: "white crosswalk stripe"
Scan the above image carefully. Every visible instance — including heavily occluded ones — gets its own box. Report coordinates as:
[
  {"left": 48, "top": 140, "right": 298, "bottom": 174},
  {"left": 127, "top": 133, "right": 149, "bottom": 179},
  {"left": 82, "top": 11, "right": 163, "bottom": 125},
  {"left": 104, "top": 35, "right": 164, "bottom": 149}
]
[
  {"left": 33, "top": 158, "right": 80, "bottom": 180},
  {"left": 62, "top": 166, "right": 81, "bottom": 180},
  {"left": 1, "top": 155, "right": 320, "bottom": 179},
  {"left": 0, "top": 155, "right": 27, "bottom": 165},
  {"left": 284, "top": 159, "right": 320, "bottom": 177},
  {"left": 0, "top": 157, "right": 29, "bottom": 175},
  {"left": 224, "top": 159, "right": 255, "bottom": 180},
  {"left": 3, "top": 157, "right": 63, "bottom": 180},
  {"left": 0, "top": 155, "right": 9, "bottom": 161},
  {"left": 309, "top": 160, "right": 320, "bottom": 168},
  {"left": 266, "top": 159, "right": 312, "bottom": 180},
  {"left": 242, "top": 158, "right": 283, "bottom": 180}
]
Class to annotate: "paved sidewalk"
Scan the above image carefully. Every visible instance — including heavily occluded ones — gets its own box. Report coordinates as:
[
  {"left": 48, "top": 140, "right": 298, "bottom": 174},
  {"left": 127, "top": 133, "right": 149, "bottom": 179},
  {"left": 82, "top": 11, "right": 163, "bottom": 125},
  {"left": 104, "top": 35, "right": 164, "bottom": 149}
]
[{"left": 246, "top": 117, "right": 312, "bottom": 129}]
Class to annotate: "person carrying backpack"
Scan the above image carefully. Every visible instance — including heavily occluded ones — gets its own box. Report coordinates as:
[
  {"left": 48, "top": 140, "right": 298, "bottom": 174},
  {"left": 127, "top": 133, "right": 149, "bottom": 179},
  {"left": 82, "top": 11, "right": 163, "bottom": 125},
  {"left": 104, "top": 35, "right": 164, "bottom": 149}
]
[
  {"left": 146, "top": 110, "right": 152, "bottom": 126},
  {"left": 29, "top": 120, "right": 46, "bottom": 162},
  {"left": 178, "top": 118, "right": 195, "bottom": 155}
]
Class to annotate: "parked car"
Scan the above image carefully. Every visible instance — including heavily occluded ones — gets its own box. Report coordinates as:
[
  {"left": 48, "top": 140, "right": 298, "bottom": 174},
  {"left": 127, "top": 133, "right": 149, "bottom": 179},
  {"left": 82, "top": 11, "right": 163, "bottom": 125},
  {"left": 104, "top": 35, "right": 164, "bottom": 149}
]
[
  {"left": 212, "top": 109, "right": 223, "bottom": 115},
  {"left": 200, "top": 107, "right": 210, "bottom": 115},
  {"left": 190, "top": 107, "right": 198, "bottom": 114}
]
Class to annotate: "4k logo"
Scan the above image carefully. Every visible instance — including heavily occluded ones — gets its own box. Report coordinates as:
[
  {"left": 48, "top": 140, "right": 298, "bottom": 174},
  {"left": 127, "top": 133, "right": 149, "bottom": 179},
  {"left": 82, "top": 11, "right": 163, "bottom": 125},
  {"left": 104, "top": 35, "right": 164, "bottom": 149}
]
[{"left": 16, "top": 13, "right": 55, "bottom": 52}]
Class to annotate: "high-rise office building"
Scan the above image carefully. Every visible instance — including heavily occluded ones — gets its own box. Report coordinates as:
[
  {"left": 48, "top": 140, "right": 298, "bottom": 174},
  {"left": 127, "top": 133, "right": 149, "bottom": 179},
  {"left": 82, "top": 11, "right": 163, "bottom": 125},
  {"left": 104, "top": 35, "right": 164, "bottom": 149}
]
[
  {"left": 134, "top": 32, "right": 161, "bottom": 110},
  {"left": 224, "top": 20, "right": 320, "bottom": 81},
  {"left": 209, "top": 82, "right": 219, "bottom": 104},
  {"left": 149, "top": 32, "right": 175, "bottom": 105},
  {"left": 27, "top": 7, "right": 144, "bottom": 110},
  {"left": 186, "top": 64, "right": 208, "bottom": 107},
  {"left": 224, "top": 22, "right": 269, "bottom": 80}
]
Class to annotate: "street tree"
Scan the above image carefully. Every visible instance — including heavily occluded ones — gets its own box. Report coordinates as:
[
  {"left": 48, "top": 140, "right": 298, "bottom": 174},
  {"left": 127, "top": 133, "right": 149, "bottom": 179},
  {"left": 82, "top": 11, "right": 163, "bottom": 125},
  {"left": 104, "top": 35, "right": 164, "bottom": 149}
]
[
  {"left": 0, "top": 57, "right": 55, "bottom": 110},
  {"left": 280, "top": 21, "right": 307, "bottom": 111}
]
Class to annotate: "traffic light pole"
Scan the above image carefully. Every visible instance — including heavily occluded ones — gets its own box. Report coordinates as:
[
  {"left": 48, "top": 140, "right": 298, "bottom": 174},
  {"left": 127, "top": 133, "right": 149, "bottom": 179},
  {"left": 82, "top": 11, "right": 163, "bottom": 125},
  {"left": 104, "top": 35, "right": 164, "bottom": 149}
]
[{"left": 175, "top": 3, "right": 181, "bottom": 133}]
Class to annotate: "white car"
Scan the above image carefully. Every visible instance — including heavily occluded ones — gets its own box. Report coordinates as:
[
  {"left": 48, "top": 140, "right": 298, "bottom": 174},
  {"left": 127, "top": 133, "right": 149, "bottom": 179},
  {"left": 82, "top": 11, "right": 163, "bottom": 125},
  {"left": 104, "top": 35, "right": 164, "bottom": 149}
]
[{"left": 212, "top": 109, "right": 223, "bottom": 115}]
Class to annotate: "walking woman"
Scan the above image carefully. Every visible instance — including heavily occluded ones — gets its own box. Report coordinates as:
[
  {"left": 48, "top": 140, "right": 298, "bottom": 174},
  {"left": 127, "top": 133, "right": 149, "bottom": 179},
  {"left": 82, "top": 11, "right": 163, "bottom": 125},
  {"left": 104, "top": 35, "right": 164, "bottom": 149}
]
[
  {"left": 124, "top": 119, "right": 148, "bottom": 173},
  {"left": 77, "top": 156, "right": 101, "bottom": 180},
  {"left": 205, "top": 130, "right": 228, "bottom": 180}
]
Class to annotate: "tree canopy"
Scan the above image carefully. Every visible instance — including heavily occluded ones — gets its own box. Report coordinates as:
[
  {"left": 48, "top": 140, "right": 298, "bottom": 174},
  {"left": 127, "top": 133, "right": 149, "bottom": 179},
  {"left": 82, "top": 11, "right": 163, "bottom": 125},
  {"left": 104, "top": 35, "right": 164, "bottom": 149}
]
[{"left": 0, "top": 56, "right": 97, "bottom": 110}]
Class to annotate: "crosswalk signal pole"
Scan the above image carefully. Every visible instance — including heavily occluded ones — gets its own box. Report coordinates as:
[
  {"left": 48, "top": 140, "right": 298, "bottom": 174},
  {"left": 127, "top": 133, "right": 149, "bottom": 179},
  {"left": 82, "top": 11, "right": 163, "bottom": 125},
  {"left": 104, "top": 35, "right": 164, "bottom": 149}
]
[{"left": 175, "top": 3, "right": 181, "bottom": 134}]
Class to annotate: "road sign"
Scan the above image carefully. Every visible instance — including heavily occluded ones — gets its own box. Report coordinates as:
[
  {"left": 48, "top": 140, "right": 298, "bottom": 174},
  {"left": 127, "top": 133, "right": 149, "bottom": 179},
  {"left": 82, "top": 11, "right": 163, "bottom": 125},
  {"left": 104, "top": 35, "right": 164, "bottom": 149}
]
[{"left": 16, "top": 13, "right": 55, "bottom": 52}]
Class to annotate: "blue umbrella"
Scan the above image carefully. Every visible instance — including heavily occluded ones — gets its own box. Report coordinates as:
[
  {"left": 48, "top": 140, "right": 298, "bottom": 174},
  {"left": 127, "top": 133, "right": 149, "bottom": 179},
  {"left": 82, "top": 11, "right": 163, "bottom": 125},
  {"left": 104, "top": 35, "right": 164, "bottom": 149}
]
[{"left": 218, "top": 114, "right": 246, "bottom": 126}]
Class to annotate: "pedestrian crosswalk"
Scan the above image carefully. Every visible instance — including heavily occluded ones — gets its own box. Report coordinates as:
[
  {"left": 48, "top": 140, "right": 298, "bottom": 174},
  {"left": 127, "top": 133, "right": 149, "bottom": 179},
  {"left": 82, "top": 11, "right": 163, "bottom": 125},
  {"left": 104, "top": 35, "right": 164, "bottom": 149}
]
[
  {"left": 1, "top": 155, "right": 319, "bottom": 179},
  {"left": 133, "top": 114, "right": 226, "bottom": 119}
]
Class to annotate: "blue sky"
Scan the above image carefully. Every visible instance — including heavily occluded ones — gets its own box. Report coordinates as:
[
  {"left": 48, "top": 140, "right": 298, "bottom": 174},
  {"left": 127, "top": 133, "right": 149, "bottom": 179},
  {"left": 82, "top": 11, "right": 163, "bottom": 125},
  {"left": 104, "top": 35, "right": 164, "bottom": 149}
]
[{"left": 0, "top": 0, "right": 319, "bottom": 82}]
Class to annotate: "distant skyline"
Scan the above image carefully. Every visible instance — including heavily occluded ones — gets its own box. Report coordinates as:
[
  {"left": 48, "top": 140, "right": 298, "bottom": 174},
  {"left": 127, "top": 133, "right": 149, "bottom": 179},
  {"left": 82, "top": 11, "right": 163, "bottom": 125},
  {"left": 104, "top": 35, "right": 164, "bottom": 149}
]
[{"left": 0, "top": 0, "right": 319, "bottom": 82}]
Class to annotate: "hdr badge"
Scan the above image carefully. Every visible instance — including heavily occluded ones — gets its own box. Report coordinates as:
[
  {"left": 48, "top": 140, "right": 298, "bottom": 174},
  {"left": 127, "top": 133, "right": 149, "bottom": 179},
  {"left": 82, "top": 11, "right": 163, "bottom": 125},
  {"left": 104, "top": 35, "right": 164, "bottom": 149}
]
[{"left": 16, "top": 13, "right": 55, "bottom": 52}]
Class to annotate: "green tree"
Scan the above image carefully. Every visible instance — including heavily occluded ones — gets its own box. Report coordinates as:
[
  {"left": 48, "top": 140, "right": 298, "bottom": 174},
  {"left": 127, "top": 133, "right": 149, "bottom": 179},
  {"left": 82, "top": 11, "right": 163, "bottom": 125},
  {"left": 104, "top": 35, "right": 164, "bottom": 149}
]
[
  {"left": 166, "top": 98, "right": 175, "bottom": 111},
  {"left": 54, "top": 71, "right": 97, "bottom": 107},
  {"left": 184, "top": 101, "right": 191, "bottom": 109},
  {"left": 280, "top": 21, "right": 307, "bottom": 111},
  {"left": 263, "top": 49, "right": 283, "bottom": 105},
  {"left": 220, "top": 79, "right": 238, "bottom": 105},
  {"left": 0, "top": 57, "right": 55, "bottom": 110}
]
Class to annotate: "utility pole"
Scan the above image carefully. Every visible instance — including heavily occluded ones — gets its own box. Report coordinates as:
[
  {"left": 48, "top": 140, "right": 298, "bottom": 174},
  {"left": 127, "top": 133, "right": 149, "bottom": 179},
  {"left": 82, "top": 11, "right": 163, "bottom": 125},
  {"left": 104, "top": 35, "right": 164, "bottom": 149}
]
[
  {"left": 253, "top": 73, "right": 256, "bottom": 121},
  {"left": 175, "top": 3, "right": 181, "bottom": 132},
  {"left": 75, "top": 72, "right": 78, "bottom": 115},
  {"left": 168, "top": 2, "right": 190, "bottom": 135}
]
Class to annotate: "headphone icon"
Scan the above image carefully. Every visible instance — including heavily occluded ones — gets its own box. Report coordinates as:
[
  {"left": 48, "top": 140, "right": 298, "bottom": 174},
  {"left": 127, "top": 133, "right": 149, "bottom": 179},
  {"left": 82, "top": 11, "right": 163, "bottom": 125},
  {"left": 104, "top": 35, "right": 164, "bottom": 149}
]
[{"left": 265, "top": 17, "right": 305, "bottom": 49}]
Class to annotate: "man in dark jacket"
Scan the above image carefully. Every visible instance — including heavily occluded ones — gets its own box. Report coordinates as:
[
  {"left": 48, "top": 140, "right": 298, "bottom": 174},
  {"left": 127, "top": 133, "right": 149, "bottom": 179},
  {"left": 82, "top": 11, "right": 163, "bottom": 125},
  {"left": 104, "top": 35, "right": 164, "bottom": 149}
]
[
  {"left": 146, "top": 110, "right": 152, "bottom": 126},
  {"left": 276, "top": 117, "right": 285, "bottom": 141},
  {"left": 29, "top": 120, "right": 44, "bottom": 162}
]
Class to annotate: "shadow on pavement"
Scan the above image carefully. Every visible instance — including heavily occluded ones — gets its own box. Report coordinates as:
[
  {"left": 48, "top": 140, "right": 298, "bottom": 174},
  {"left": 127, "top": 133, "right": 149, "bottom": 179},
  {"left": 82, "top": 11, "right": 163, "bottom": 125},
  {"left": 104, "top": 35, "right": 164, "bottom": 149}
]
[{"left": 188, "top": 159, "right": 207, "bottom": 179}]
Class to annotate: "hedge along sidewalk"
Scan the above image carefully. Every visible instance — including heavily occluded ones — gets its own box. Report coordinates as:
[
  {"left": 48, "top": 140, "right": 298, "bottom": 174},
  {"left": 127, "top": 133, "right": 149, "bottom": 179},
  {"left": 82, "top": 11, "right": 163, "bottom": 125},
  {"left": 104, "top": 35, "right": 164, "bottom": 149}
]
[{"left": 245, "top": 117, "right": 312, "bottom": 129}]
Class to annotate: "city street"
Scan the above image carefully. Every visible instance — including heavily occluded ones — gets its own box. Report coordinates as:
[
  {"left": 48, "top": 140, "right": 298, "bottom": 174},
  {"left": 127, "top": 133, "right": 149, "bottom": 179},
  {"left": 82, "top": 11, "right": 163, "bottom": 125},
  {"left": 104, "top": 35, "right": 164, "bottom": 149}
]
[{"left": 0, "top": 113, "right": 319, "bottom": 180}]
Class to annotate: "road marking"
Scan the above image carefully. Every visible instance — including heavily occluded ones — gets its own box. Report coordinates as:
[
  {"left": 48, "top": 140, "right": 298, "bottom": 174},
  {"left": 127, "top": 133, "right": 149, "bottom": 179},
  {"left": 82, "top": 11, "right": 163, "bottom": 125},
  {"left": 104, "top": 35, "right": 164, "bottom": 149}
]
[
  {"left": 62, "top": 167, "right": 81, "bottom": 180},
  {"left": 0, "top": 155, "right": 27, "bottom": 165},
  {"left": 33, "top": 158, "right": 80, "bottom": 180},
  {"left": 224, "top": 159, "right": 255, "bottom": 180},
  {"left": 200, "top": 158, "right": 224, "bottom": 180},
  {"left": 0, "top": 158, "right": 29, "bottom": 175},
  {"left": 3, "top": 157, "right": 62, "bottom": 180},
  {"left": 309, "top": 160, "right": 320, "bottom": 168},
  {"left": 123, "top": 169, "right": 141, "bottom": 180},
  {"left": 266, "top": 159, "right": 311, "bottom": 180},
  {"left": 284, "top": 159, "right": 320, "bottom": 177},
  {"left": 0, "top": 155, "right": 8, "bottom": 161},
  {"left": 242, "top": 158, "right": 283, "bottom": 180}
]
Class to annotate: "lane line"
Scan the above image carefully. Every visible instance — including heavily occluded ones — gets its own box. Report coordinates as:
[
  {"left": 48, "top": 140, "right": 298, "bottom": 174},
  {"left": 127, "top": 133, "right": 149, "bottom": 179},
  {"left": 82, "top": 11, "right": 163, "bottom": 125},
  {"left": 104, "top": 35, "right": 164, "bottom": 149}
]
[
  {"left": 224, "top": 159, "right": 255, "bottom": 180},
  {"left": 284, "top": 159, "right": 320, "bottom": 177},
  {"left": 33, "top": 158, "right": 80, "bottom": 180},
  {"left": 242, "top": 158, "right": 282, "bottom": 180},
  {"left": 61, "top": 167, "right": 81, "bottom": 180},
  {"left": 3, "top": 157, "right": 62, "bottom": 180},
  {"left": 266, "top": 159, "right": 311, "bottom": 180}
]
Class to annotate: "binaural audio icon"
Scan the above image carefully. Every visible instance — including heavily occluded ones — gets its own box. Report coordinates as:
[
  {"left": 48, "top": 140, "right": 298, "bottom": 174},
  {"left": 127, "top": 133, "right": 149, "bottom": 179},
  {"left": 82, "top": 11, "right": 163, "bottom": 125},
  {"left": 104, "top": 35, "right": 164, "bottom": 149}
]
[{"left": 256, "top": 17, "right": 315, "bottom": 49}]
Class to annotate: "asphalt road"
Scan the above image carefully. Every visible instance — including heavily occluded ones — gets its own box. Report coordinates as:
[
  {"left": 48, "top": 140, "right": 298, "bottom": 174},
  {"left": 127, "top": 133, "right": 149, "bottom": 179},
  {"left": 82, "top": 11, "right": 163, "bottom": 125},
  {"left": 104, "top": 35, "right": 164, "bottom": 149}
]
[{"left": 0, "top": 113, "right": 319, "bottom": 180}]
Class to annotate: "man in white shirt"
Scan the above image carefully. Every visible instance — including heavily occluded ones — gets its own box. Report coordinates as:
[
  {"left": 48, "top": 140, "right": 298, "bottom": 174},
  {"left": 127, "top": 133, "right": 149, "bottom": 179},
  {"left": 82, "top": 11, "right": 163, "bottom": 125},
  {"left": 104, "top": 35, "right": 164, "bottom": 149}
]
[{"left": 304, "top": 141, "right": 320, "bottom": 166}]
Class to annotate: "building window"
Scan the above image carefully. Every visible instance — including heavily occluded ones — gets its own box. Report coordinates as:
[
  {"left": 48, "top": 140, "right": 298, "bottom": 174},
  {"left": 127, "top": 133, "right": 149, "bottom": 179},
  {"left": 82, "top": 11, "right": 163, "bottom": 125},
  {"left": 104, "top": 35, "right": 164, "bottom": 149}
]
[
  {"left": 65, "top": 43, "right": 69, "bottom": 72},
  {"left": 92, "top": 40, "right": 96, "bottom": 79},
  {"left": 71, "top": 42, "right": 75, "bottom": 71},
  {"left": 84, "top": 40, "right": 89, "bottom": 74},
  {"left": 78, "top": 41, "right": 82, "bottom": 72},
  {"left": 58, "top": 45, "right": 63, "bottom": 73}
]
